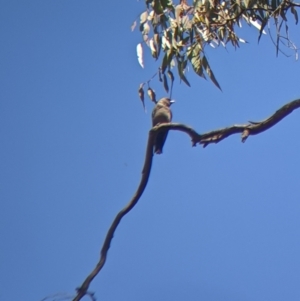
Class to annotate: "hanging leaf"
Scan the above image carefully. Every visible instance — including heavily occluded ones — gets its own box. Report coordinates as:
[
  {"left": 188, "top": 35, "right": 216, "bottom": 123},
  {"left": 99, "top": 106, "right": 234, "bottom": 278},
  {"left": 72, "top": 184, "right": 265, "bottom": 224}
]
[
  {"left": 161, "top": 50, "right": 173, "bottom": 74},
  {"left": 153, "top": 33, "right": 161, "bottom": 58},
  {"left": 139, "top": 23, "right": 144, "bottom": 32},
  {"left": 140, "top": 11, "right": 148, "bottom": 24},
  {"left": 158, "top": 68, "right": 163, "bottom": 82},
  {"left": 161, "top": 0, "right": 173, "bottom": 9},
  {"left": 258, "top": 18, "right": 268, "bottom": 43},
  {"left": 152, "top": 0, "right": 164, "bottom": 14},
  {"left": 291, "top": 6, "right": 298, "bottom": 25},
  {"left": 131, "top": 20, "right": 137, "bottom": 32},
  {"left": 143, "top": 22, "right": 150, "bottom": 35},
  {"left": 147, "top": 10, "right": 155, "bottom": 21},
  {"left": 175, "top": 4, "right": 183, "bottom": 23},
  {"left": 163, "top": 73, "right": 169, "bottom": 93},
  {"left": 177, "top": 59, "right": 191, "bottom": 87},
  {"left": 138, "top": 83, "right": 145, "bottom": 111},
  {"left": 280, "top": 9, "right": 287, "bottom": 21},
  {"left": 147, "top": 88, "right": 157, "bottom": 103},
  {"left": 239, "top": 37, "right": 247, "bottom": 43},
  {"left": 248, "top": 17, "right": 267, "bottom": 34},
  {"left": 143, "top": 34, "right": 149, "bottom": 43},
  {"left": 167, "top": 70, "right": 174, "bottom": 96},
  {"left": 136, "top": 43, "right": 144, "bottom": 68},
  {"left": 149, "top": 38, "right": 158, "bottom": 59},
  {"left": 161, "top": 35, "right": 171, "bottom": 50},
  {"left": 187, "top": 44, "right": 205, "bottom": 79},
  {"left": 167, "top": 70, "right": 174, "bottom": 83},
  {"left": 202, "top": 56, "right": 221, "bottom": 90},
  {"left": 189, "top": 28, "right": 194, "bottom": 45}
]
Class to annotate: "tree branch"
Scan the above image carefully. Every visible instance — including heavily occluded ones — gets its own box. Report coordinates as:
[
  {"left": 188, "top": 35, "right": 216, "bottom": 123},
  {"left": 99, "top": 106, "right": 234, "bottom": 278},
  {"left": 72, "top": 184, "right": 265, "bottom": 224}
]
[
  {"left": 72, "top": 98, "right": 300, "bottom": 301},
  {"left": 73, "top": 131, "right": 156, "bottom": 301},
  {"left": 151, "top": 98, "right": 300, "bottom": 147}
]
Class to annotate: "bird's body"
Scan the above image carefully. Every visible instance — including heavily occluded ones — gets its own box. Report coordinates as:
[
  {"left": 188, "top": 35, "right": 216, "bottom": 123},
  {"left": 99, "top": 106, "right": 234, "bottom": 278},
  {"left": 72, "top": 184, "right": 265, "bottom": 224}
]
[{"left": 152, "top": 97, "right": 174, "bottom": 154}]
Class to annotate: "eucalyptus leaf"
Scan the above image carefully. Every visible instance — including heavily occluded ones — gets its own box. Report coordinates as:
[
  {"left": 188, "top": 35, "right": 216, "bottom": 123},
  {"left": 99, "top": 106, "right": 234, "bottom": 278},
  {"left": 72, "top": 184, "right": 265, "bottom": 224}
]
[
  {"left": 131, "top": 20, "right": 137, "bottom": 32},
  {"left": 152, "top": 0, "right": 164, "bottom": 14},
  {"left": 167, "top": 70, "right": 174, "bottom": 83},
  {"left": 161, "top": 0, "right": 173, "bottom": 8},
  {"left": 202, "top": 56, "right": 221, "bottom": 90},
  {"left": 188, "top": 44, "right": 205, "bottom": 79},
  {"left": 177, "top": 59, "right": 191, "bottom": 87},
  {"left": 143, "top": 22, "right": 150, "bottom": 35},
  {"left": 161, "top": 50, "right": 173, "bottom": 74},
  {"left": 147, "top": 88, "right": 157, "bottom": 103},
  {"left": 136, "top": 43, "right": 144, "bottom": 68},
  {"left": 140, "top": 11, "right": 148, "bottom": 24},
  {"left": 154, "top": 33, "right": 161, "bottom": 58},
  {"left": 138, "top": 83, "right": 145, "bottom": 110},
  {"left": 291, "top": 6, "right": 298, "bottom": 25}
]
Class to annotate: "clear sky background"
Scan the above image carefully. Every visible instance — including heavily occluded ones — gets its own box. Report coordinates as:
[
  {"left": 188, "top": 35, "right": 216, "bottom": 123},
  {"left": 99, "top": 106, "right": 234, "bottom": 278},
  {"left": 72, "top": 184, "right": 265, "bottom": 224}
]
[{"left": 1, "top": 1, "right": 300, "bottom": 301}]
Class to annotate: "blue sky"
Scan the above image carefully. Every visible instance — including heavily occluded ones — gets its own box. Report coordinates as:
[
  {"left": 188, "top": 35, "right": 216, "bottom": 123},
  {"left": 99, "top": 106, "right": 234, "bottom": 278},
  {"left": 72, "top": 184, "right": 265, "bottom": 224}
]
[{"left": 1, "top": 1, "right": 300, "bottom": 301}]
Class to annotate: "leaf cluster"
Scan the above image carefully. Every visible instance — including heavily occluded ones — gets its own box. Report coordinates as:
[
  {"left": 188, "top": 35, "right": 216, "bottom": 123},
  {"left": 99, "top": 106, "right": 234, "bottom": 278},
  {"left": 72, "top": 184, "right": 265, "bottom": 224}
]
[{"left": 134, "top": 0, "right": 299, "bottom": 95}]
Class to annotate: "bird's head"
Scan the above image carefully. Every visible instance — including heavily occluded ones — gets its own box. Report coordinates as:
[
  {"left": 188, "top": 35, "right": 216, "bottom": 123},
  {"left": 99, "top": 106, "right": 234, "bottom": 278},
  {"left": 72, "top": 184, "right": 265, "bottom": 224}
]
[{"left": 158, "top": 97, "right": 175, "bottom": 107}]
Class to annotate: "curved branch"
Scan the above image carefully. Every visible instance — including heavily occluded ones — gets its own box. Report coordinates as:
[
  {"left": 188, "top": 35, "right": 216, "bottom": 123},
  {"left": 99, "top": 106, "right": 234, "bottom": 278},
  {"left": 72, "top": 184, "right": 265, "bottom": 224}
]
[
  {"left": 72, "top": 98, "right": 300, "bottom": 301},
  {"left": 152, "top": 99, "right": 300, "bottom": 147},
  {"left": 73, "top": 132, "right": 156, "bottom": 301}
]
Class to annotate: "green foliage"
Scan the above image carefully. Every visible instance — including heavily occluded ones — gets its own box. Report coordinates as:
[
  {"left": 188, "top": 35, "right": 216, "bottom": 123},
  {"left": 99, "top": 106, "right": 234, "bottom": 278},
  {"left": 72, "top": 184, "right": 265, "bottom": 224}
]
[{"left": 134, "top": 0, "right": 299, "bottom": 95}]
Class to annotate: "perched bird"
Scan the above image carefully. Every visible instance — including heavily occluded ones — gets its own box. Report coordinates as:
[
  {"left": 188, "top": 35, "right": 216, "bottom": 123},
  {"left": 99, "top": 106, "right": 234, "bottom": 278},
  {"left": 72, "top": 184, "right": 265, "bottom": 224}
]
[{"left": 152, "top": 97, "right": 175, "bottom": 154}]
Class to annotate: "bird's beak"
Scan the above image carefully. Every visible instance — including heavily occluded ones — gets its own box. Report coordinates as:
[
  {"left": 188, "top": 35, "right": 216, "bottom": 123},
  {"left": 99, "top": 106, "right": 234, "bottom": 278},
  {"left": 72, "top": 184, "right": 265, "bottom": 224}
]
[{"left": 170, "top": 100, "right": 175, "bottom": 104}]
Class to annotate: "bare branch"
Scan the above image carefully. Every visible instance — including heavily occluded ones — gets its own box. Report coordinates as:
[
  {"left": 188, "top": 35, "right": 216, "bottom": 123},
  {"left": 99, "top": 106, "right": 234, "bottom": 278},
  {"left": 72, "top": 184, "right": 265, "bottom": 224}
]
[
  {"left": 152, "top": 98, "right": 300, "bottom": 147},
  {"left": 72, "top": 98, "right": 300, "bottom": 301},
  {"left": 73, "top": 131, "right": 156, "bottom": 301}
]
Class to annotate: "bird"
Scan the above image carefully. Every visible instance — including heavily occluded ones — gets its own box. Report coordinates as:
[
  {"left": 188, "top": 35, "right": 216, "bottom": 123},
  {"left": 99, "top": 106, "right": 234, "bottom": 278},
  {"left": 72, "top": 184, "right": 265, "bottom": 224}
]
[{"left": 152, "top": 97, "right": 175, "bottom": 154}]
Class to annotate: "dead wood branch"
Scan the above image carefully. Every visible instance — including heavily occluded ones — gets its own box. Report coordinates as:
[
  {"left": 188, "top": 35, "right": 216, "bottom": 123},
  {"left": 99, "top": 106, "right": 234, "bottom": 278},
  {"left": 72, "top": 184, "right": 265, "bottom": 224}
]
[
  {"left": 72, "top": 98, "right": 300, "bottom": 301},
  {"left": 151, "top": 98, "right": 300, "bottom": 147},
  {"left": 73, "top": 131, "right": 156, "bottom": 301}
]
